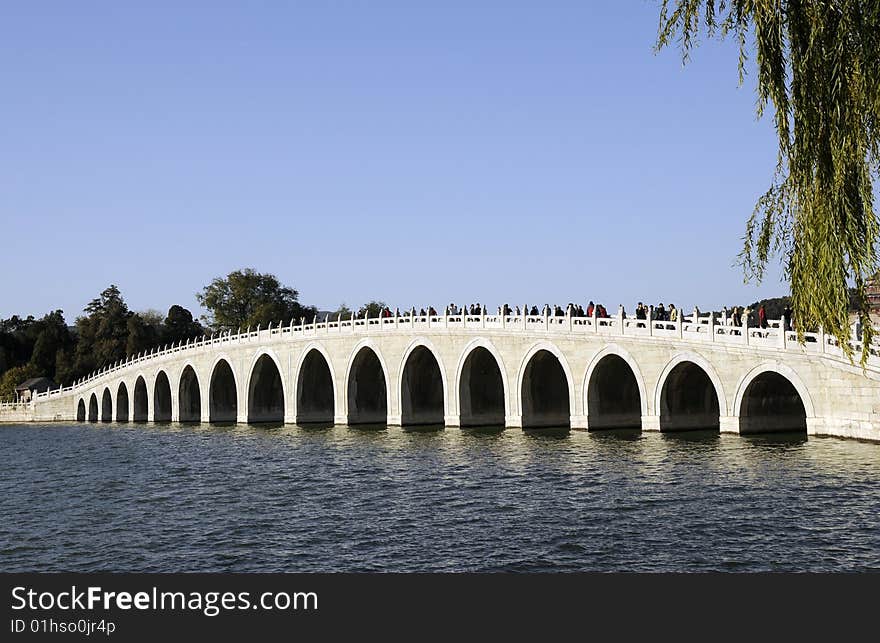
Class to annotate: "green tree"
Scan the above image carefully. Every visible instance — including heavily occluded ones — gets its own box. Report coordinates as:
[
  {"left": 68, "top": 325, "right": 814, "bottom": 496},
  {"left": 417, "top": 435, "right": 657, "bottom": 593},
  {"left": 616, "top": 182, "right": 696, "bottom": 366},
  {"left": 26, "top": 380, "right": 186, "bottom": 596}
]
[
  {"left": 162, "top": 305, "right": 204, "bottom": 344},
  {"left": 29, "top": 310, "right": 73, "bottom": 378},
  {"left": 196, "top": 268, "right": 317, "bottom": 332},
  {"left": 126, "top": 314, "right": 159, "bottom": 356},
  {"left": 0, "top": 315, "right": 37, "bottom": 372},
  {"left": 358, "top": 301, "right": 388, "bottom": 318},
  {"left": 0, "top": 363, "right": 40, "bottom": 401},
  {"left": 54, "top": 348, "right": 76, "bottom": 387},
  {"left": 73, "top": 285, "right": 132, "bottom": 375},
  {"left": 333, "top": 302, "right": 353, "bottom": 319},
  {"left": 656, "top": 0, "right": 880, "bottom": 362}
]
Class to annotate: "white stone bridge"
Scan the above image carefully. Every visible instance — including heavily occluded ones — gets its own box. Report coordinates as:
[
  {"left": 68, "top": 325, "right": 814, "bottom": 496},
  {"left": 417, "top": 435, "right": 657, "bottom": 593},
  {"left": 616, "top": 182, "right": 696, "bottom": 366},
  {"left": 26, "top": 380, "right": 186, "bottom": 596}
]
[{"left": 5, "top": 310, "right": 880, "bottom": 441}]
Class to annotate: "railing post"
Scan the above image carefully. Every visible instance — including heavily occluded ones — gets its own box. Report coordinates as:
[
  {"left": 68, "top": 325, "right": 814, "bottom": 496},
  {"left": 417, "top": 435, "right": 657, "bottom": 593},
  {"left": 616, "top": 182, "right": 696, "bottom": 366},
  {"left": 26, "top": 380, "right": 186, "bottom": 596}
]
[
  {"left": 544, "top": 307, "right": 549, "bottom": 331},
  {"left": 482, "top": 307, "right": 486, "bottom": 329},
  {"left": 678, "top": 313, "right": 683, "bottom": 338},
  {"left": 522, "top": 304, "right": 528, "bottom": 330},
  {"left": 780, "top": 316, "right": 788, "bottom": 348},
  {"left": 618, "top": 307, "right": 624, "bottom": 335},
  {"left": 649, "top": 305, "right": 654, "bottom": 337},
  {"left": 592, "top": 307, "right": 598, "bottom": 334},
  {"left": 744, "top": 315, "right": 750, "bottom": 346},
  {"left": 709, "top": 311, "right": 715, "bottom": 341},
  {"left": 819, "top": 324, "right": 826, "bottom": 353}
]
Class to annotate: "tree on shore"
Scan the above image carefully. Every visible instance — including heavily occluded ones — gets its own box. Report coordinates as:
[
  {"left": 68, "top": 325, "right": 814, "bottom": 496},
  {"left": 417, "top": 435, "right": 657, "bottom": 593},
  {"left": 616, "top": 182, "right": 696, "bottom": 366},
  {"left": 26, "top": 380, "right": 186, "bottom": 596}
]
[
  {"left": 196, "top": 268, "right": 318, "bottom": 332},
  {"left": 333, "top": 303, "right": 353, "bottom": 319},
  {"left": 0, "top": 288, "right": 212, "bottom": 388},
  {"left": 72, "top": 285, "right": 132, "bottom": 377},
  {"left": 358, "top": 301, "right": 388, "bottom": 318},
  {"left": 656, "top": 0, "right": 880, "bottom": 362},
  {"left": 163, "top": 305, "right": 204, "bottom": 344}
]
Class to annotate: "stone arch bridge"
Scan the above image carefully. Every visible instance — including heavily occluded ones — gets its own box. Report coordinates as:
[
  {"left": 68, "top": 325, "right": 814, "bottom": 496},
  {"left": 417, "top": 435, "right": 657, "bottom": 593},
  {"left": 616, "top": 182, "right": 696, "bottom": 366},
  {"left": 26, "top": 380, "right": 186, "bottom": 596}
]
[{"left": 10, "top": 310, "right": 880, "bottom": 441}]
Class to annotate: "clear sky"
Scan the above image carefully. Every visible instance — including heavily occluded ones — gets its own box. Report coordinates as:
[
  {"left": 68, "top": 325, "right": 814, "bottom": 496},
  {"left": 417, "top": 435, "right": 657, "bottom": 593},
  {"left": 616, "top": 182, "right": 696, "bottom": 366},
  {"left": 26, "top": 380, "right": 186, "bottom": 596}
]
[{"left": 1, "top": 1, "right": 791, "bottom": 321}]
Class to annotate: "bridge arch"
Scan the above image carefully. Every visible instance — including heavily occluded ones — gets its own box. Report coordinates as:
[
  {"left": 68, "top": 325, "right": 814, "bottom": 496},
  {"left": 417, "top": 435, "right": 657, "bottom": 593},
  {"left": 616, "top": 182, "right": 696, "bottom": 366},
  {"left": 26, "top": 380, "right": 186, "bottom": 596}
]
[
  {"left": 209, "top": 356, "right": 238, "bottom": 423},
  {"left": 733, "top": 363, "right": 813, "bottom": 434},
  {"left": 246, "top": 350, "right": 287, "bottom": 423},
  {"left": 517, "top": 342, "right": 575, "bottom": 429},
  {"left": 132, "top": 375, "right": 148, "bottom": 422},
  {"left": 399, "top": 338, "right": 448, "bottom": 427},
  {"left": 153, "top": 370, "right": 172, "bottom": 422},
  {"left": 77, "top": 398, "right": 86, "bottom": 422},
  {"left": 177, "top": 363, "right": 201, "bottom": 423},
  {"left": 455, "top": 338, "right": 508, "bottom": 427},
  {"left": 115, "top": 382, "right": 129, "bottom": 422},
  {"left": 88, "top": 393, "right": 98, "bottom": 422},
  {"left": 345, "top": 340, "right": 391, "bottom": 425},
  {"left": 584, "top": 344, "right": 647, "bottom": 430},
  {"left": 295, "top": 343, "right": 336, "bottom": 424},
  {"left": 101, "top": 388, "right": 113, "bottom": 422},
  {"left": 656, "top": 352, "right": 726, "bottom": 432}
]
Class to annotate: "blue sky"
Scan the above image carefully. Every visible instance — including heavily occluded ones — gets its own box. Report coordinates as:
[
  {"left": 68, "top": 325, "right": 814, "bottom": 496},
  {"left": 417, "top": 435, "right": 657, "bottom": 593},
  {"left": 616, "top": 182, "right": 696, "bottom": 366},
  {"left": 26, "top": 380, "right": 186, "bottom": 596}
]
[{"left": 1, "top": 1, "right": 790, "bottom": 320}]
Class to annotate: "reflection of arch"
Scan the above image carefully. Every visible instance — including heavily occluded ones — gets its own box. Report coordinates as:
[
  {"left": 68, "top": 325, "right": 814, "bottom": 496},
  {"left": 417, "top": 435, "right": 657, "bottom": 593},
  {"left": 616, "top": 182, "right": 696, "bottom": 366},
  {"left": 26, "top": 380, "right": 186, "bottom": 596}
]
[
  {"left": 517, "top": 342, "right": 574, "bottom": 429},
  {"left": 132, "top": 376, "right": 148, "bottom": 422},
  {"left": 116, "top": 382, "right": 129, "bottom": 422},
  {"left": 153, "top": 371, "right": 172, "bottom": 422},
  {"left": 583, "top": 345, "right": 645, "bottom": 430},
  {"left": 399, "top": 338, "right": 448, "bottom": 426},
  {"left": 101, "top": 388, "right": 113, "bottom": 422},
  {"left": 656, "top": 353, "right": 723, "bottom": 431},
  {"left": 454, "top": 338, "right": 510, "bottom": 419},
  {"left": 247, "top": 351, "right": 286, "bottom": 423},
  {"left": 178, "top": 364, "right": 201, "bottom": 423},
  {"left": 345, "top": 341, "right": 390, "bottom": 425},
  {"left": 654, "top": 352, "right": 728, "bottom": 417},
  {"left": 457, "top": 342, "right": 507, "bottom": 427},
  {"left": 88, "top": 393, "right": 98, "bottom": 422},
  {"left": 76, "top": 398, "right": 86, "bottom": 422},
  {"left": 209, "top": 357, "right": 238, "bottom": 423},
  {"left": 296, "top": 346, "right": 335, "bottom": 424},
  {"left": 733, "top": 363, "right": 812, "bottom": 434}
]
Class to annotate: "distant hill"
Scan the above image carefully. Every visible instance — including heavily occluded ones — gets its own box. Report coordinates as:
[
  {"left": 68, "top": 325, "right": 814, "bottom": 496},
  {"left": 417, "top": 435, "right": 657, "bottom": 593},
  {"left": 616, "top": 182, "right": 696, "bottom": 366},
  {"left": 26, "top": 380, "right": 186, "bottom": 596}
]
[{"left": 729, "top": 296, "right": 791, "bottom": 318}]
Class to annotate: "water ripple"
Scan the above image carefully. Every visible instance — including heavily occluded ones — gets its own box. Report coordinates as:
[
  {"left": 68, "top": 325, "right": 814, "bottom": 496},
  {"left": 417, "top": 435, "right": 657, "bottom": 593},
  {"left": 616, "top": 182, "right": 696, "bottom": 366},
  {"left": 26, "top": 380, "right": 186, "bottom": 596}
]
[{"left": 1, "top": 423, "right": 880, "bottom": 571}]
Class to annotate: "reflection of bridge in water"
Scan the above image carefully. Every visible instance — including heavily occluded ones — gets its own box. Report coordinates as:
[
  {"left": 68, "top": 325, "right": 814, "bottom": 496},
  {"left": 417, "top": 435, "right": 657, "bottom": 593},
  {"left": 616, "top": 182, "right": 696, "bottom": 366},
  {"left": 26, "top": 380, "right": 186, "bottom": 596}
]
[{"left": 8, "top": 310, "right": 880, "bottom": 441}]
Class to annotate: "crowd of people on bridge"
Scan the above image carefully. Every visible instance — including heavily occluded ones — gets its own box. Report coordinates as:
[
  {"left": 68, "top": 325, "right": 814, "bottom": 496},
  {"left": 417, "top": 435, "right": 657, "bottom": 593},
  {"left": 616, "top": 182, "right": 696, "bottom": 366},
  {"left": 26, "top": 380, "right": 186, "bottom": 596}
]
[{"left": 331, "top": 299, "right": 795, "bottom": 332}]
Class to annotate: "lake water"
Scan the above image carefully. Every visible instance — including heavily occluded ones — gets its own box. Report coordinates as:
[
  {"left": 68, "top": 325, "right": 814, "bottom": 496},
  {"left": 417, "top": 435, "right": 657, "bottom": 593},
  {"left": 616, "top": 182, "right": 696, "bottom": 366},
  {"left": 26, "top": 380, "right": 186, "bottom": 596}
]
[{"left": 1, "top": 423, "right": 879, "bottom": 572}]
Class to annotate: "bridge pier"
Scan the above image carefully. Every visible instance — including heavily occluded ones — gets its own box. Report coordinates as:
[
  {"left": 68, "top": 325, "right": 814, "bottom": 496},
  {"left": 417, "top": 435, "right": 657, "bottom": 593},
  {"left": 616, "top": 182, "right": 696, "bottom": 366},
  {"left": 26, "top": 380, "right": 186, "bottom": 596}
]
[
  {"left": 719, "top": 415, "right": 740, "bottom": 434},
  {"left": 641, "top": 415, "right": 661, "bottom": 431},
  {"left": 570, "top": 414, "right": 588, "bottom": 430},
  {"left": 806, "top": 417, "right": 824, "bottom": 437}
]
